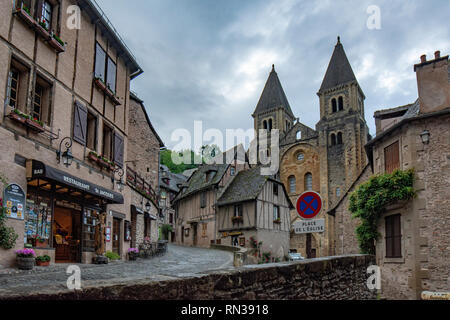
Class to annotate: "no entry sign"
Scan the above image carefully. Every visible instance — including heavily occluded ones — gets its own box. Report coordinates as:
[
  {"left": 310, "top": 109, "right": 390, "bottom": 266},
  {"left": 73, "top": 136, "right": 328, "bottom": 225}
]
[{"left": 296, "top": 191, "right": 322, "bottom": 220}]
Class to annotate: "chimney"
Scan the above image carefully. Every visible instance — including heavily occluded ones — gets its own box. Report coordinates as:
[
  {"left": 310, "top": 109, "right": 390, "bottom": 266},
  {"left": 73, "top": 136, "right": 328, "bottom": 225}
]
[{"left": 414, "top": 51, "right": 450, "bottom": 114}]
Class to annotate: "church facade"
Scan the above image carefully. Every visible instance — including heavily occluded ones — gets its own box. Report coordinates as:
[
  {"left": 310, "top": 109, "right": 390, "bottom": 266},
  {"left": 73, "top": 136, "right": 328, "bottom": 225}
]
[{"left": 252, "top": 38, "right": 370, "bottom": 258}]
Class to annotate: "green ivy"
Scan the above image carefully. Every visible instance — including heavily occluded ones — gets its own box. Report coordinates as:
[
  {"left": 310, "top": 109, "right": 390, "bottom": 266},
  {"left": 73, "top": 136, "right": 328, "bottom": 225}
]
[
  {"left": 161, "top": 224, "right": 173, "bottom": 240},
  {"left": 349, "top": 169, "right": 416, "bottom": 255}
]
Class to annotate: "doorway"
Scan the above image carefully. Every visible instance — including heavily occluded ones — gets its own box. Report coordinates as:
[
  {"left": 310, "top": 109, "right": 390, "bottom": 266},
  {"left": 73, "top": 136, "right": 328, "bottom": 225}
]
[
  {"left": 53, "top": 206, "right": 81, "bottom": 263},
  {"left": 112, "top": 218, "right": 121, "bottom": 256},
  {"left": 192, "top": 223, "right": 198, "bottom": 246}
]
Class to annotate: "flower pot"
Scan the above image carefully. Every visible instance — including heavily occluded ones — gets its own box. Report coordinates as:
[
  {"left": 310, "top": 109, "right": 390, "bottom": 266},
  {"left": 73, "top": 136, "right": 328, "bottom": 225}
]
[
  {"left": 88, "top": 153, "right": 99, "bottom": 163},
  {"left": 49, "top": 37, "right": 65, "bottom": 53},
  {"left": 35, "top": 240, "right": 47, "bottom": 248},
  {"left": 16, "top": 257, "right": 35, "bottom": 270},
  {"left": 97, "top": 158, "right": 110, "bottom": 169},
  {"left": 36, "top": 260, "right": 50, "bottom": 267},
  {"left": 8, "top": 111, "right": 27, "bottom": 125},
  {"left": 16, "top": 8, "right": 36, "bottom": 27},
  {"left": 25, "top": 119, "right": 44, "bottom": 133}
]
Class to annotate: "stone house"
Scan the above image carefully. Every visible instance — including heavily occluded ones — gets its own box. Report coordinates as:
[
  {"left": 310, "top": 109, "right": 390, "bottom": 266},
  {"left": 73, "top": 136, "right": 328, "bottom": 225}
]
[
  {"left": 159, "top": 164, "right": 187, "bottom": 242},
  {"left": 0, "top": 0, "right": 145, "bottom": 266},
  {"left": 251, "top": 37, "right": 369, "bottom": 258},
  {"left": 331, "top": 51, "right": 450, "bottom": 299},
  {"left": 173, "top": 146, "right": 249, "bottom": 248},
  {"left": 127, "top": 93, "right": 164, "bottom": 249},
  {"left": 216, "top": 167, "right": 294, "bottom": 262}
]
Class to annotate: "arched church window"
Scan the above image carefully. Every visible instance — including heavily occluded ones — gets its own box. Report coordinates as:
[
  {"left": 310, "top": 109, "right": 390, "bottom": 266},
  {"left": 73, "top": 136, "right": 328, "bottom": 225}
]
[
  {"left": 338, "top": 96, "right": 344, "bottom": 111},
  {"left": 337, "top": 132, "right": 343, "bottom": 145},
  {"left": 263, "top": 120, "right": 267, "bottom": 130},
  {"left": 296, "top": 131, "right": 301, "bottom": 140},
  {"left": 331, "top": 133, "right": 336, "bottom": 146},
  {"left": 288, "top": 176, "right": 296, "bottom": 194},
  {"left": 268, "top": 119, "right": 273, "bottom": 131},
  {"left": 304, "top": 173, "right": 313, "bottom": 191},
  {"left": 332, "top": 98, "right": 337, "bottom": 113}
]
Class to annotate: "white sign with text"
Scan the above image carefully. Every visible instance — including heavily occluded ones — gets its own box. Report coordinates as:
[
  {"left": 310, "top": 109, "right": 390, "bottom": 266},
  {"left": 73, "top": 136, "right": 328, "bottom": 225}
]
[{"left": 293, "top": 219, "right": 325, "bottom": 234}]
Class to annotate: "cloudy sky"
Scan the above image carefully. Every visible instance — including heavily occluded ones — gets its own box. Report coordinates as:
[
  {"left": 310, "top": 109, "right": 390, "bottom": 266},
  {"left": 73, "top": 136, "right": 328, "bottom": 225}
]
[{"left": 97, "top": 0, "right": 450, "bottom": 150}]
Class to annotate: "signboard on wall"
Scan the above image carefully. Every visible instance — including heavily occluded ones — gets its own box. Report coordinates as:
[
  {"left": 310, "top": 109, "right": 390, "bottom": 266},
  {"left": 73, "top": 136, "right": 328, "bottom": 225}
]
[
  {"left": 3, "top": 183, "right": 26, "bottom": 220},
  {"left": 293, "top": 219, "right": 325, "bottom": 234}
]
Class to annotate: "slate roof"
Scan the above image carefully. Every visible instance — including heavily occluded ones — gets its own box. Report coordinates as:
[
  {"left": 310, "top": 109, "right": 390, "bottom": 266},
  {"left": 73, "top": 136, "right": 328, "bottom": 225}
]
[
  {"left": 159, "top": 165, "right": 188, "bottom": 193},
  {"left": 253, "top": 65, "right": 294, "bottom": 118},
  {"left": 217, "top": 167, "right": 294, "bottom": 208},
  {"left": 319, "top": 37, "right": 357, "bottom": 92},
  {"left": 174, "top": 163, "right": 230, "bottom": 202}
]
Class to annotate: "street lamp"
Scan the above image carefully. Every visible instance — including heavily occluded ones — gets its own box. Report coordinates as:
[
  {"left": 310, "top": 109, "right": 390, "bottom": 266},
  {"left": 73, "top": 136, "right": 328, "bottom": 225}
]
[
  {"left": 420, "top": 130, "right": 430, "bottom": 145},
  {"left": 112, "top": 167, "right": 124, "bottom": 192},
  {"left": 145, "top": 200, "right": 151, "bottom": 212},
  {"left": 56, "top": 137, "right": 73, "bottom": 167}
]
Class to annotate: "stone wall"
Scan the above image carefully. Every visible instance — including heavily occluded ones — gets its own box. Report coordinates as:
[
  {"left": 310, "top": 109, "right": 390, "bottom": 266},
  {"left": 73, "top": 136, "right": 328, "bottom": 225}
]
[{"left": 6, "top": 255, "right": 377, "bottom": 300}]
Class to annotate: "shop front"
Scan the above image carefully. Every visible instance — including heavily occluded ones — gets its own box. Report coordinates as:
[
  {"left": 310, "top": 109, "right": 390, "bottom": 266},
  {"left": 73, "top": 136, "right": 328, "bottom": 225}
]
[{"left": 25, "top": 160, "right": 124, "bottom": 264}]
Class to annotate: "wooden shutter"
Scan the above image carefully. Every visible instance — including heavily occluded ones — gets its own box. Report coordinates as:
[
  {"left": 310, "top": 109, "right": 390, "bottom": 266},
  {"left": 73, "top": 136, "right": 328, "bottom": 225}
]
[
  {"left": 106, "top": 57, "right": 116, "bottom": 92},
  {"left": 73, "top": 101, "right": 87, "bottom": 145},
  {"left": 113, "top": 132, "right": 124, "bottom": 167},
  {"left": 384, "top": 141, "right": 400, "bottom": 174}
]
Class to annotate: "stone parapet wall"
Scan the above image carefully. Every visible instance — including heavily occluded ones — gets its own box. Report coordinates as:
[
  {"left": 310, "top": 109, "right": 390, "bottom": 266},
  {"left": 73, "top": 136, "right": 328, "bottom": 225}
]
[{"left": 4, "top": 255, "right": 376, "bottom": 300}]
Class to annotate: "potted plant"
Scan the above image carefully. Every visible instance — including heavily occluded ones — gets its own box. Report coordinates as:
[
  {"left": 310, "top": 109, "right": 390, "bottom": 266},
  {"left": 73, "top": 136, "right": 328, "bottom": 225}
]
[
  {"left": 8, "top": 109, "right": 28, "bottom": 125},
  {"left": 25, "top": 117, "right": 44, "bottom": 132},
  {"left": 88, "top": 151, "right": 99, "bottom": 163},
  {"left": 231, "top": 216, "right": 243, "bottom": 223},
  {"left": 35, "top": 18, "right": 51, "bottom": 40},
  {"left": 97, "top": 156, "right": 110, "bottom": 169},
  {"left": 128, "top": 248, "right": 139, "bottom": 261},
  {"left": 49, "top": 32, "right": 65, "bottom": 53},
  {"left": 15, "top": 248, "right": 36, "bottom": 270},
  {"left": 273, "top": 218, "right": 281, "bottom": 224},
  {"left": 34, "top": 235, "right": 47, "bottom": 248},
  {"left": 36, "top": 255, "right": 51, "bottom": 267}
]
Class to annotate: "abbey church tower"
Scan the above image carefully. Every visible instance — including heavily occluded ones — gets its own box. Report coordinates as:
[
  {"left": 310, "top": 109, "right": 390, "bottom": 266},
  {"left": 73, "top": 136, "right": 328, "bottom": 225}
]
[{"left": 316, "top": 37, "right": 369, "bottom": 209}]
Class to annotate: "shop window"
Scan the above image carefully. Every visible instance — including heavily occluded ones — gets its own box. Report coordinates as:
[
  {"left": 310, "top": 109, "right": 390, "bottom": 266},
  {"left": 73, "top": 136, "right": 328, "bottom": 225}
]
[
  {"left": 94, "top": 43, "right": 107, "bottom": 81},
  {"left": 6, "top": 59, "right": 30, "bottom": 112},
  {"left": 384, "top": 141, "right": 400, "bottom": 174},
  {"left": 102, "top": 124, "right": 113, "bottom": 161},
  {"left": 24, "top": 195, "right": 52, "bottom": 247},
  {"left": 200, "top": 192, "right": 206, "bottom": 208},
  {"left": 86, "top": 112, "right": 97, "bottom": 151},
  {"left": 273, "top": 205, "right": 280, "bottom": 221},
  {"left": 82, "top": 208, "right": 99, "bottom": 252},
  {"left": 304, "top": 173, "right": 313, "bottom": 191},
  {"left": 288, "top": 175, "right": 296, "bottom": 193},
  {"left": 32, "top": 76, "right": 52, "bottom": 124},
  {"left": 234, "top": 204, "right": 243, "bottom": 217},
  {"left": 385, "top": 214, "right": 402, "bottom": 258},
  {"left": 273, "top": 183, "right": 278, "bottom": 196}
]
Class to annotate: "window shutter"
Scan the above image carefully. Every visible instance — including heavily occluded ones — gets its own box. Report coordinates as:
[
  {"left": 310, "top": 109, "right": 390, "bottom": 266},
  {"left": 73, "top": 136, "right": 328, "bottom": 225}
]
[
  {"left": 73, "top": 101, "right": 87, "bottom": 145},
  {"left": 106, "top": 57, "right": 116, "bottom": 93},
  {"left": 113, "top": 132, "right": 124, "bottom": 167},
  {"left": 95, "top": 43, "right": 106, "bottom": 81},
  {"left": 385, "top": 141, "right": 400, "bottom": 174}
]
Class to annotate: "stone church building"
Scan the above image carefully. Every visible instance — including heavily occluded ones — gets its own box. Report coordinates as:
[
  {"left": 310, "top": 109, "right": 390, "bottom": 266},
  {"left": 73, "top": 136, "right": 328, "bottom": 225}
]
[{"left": 252, "top": 37, "right": 369, "bottom": 258}]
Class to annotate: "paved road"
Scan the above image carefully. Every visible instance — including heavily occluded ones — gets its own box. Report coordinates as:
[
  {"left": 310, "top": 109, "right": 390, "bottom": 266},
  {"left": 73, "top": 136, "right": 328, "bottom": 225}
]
[{"left": 0, "top": 244, "right": 234, "bottom": 298}]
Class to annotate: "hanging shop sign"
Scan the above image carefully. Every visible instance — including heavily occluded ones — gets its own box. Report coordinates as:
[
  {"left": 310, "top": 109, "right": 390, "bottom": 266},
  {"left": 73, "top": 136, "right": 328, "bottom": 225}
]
[
  {"left": 293, "top": 219, "right": 325, "bottom": 234},
  {"left": 3, "top": 183, "right": 26, "bottom": 220},
  {"left": 26, "top": 160, "right": 124, "bottom": 204}
]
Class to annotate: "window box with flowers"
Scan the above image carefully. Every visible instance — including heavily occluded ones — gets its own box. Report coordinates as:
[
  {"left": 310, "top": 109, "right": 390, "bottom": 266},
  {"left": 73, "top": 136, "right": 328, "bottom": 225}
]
[
  {"left": 105, "top": 87, "right": 121, "bottom": 106},
  {"left": 32, "top": 235, "right": 48, "bottom": 248},
  {"left": 231, "top": 216, "right": 243, "bottom": 224},
  {"left": 15, "top": 249, "right": 36, "bottom": 270},
  {"left": 35, "top": 18, "right": 51, "bottom": 41},
  {"left": 15, "top": 2, "right": 35, "bottom": 27},
  {"left": 94, "top": 77, "right": 107, "bottom": 92},
  {"left": 36, "top": 255, "right": 51, "bottom": 267},
  {"left": 273, "top": 218, "right": 281, "bottom": 224},
  {"left": 7, "top": 109, "right": 44, "bottom": 133},
  {"left": 49, "top": 33, "right": 66, "bottom": 53}
]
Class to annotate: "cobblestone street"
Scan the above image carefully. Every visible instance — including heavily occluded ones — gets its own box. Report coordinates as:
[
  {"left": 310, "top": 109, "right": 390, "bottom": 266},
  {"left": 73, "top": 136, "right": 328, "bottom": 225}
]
[{"left": 0, "top": 245, "right": 233, "bottom": 298}]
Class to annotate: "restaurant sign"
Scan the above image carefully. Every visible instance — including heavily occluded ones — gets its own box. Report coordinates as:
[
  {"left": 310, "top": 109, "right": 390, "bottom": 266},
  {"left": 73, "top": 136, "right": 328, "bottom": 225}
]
[
  {"left": 3, "top": 183, "right": 26, "bottom": 220},
  {"left": 221, "top": 231, "right": 243, "bottom": 238}
]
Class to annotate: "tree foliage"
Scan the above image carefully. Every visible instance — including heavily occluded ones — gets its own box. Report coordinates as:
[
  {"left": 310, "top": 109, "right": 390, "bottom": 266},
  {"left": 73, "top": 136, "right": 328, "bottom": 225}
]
[{"left": 349, "top": 169, "right": 415, "bottom": 255}]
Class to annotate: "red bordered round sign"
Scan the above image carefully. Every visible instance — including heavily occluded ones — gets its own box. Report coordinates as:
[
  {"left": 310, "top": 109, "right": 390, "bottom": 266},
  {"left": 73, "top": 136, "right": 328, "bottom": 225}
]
[{"left": 296, "top": 191, "right": 322, "bottom": 220}]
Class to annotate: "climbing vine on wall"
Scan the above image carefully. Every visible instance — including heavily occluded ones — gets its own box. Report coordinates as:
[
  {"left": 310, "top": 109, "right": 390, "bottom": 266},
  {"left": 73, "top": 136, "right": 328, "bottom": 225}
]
[
  {"left": 0, "top": 173, "right": 19, "bottom": 250},
  {"left": 349, "top": 169, "right": 416, "bottom": 255}
]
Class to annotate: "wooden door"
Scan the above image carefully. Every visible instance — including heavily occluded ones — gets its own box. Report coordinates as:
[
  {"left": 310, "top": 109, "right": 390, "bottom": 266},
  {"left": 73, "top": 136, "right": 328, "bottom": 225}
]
[{"left": 112, "top": 218, "right": 121, "bottom": 255}]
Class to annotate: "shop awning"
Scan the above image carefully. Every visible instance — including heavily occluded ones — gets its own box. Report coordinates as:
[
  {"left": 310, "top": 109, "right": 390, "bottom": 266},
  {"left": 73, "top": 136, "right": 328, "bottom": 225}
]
[{"left": 26, "top": 160, "right": 124, "bottom": 204}]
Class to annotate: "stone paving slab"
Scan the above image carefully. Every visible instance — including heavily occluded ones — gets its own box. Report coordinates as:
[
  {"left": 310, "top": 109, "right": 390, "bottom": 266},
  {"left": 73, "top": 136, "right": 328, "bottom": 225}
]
[{"left": 0, "top": 244, "right": 234, "bottom": 298}]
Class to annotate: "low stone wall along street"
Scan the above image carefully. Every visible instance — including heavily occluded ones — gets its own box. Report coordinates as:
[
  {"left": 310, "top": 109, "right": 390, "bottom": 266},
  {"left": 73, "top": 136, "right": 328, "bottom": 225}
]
[{"left": 3, "top": 255, "right": 376, "bottom": 300}]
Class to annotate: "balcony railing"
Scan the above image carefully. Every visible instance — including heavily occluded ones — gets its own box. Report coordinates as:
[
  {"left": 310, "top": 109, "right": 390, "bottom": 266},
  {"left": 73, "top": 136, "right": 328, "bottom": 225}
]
[{"left": 126, "top": 166, "right": 158, "bottom": 205}]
